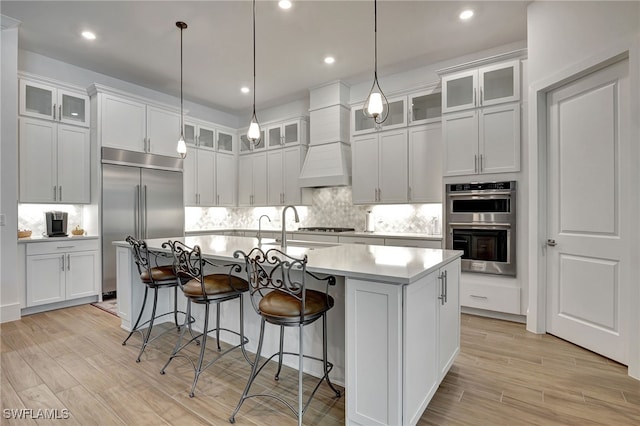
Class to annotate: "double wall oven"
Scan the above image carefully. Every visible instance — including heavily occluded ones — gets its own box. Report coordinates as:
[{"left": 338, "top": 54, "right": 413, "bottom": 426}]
[{"left": 445, "top": 181, "right": 516, "bottom": 276}]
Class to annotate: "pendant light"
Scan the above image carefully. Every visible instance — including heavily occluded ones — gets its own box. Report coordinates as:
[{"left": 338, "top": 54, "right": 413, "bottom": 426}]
[
  {"left": 176, "top": 21, "right": 188, "bottom": 159},
  {"left": 247, "top": 0, "right": 262, "bottom": 146},
  {"left": 363, "top": 0, "right": 388, "bottom": 125}
]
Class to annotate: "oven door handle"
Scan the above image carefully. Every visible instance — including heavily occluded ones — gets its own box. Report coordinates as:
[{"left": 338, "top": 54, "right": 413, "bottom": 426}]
[
  {"left": 448, "top": 222, "right": 512, "bottom": 228},
  {"left": 446, "top": 191, "right": 513, "bottom": 197}
]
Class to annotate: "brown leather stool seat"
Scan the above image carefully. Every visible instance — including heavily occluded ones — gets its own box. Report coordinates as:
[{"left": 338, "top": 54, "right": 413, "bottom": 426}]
[
  {"left": 259, "top": 290, "right": 334, "bottom": 321},
  {"left": 182, "top": 274, "right": 249, "bottom": 298},
  {"left": 140, "top": 265, "right": 178, "bottom": 284}
]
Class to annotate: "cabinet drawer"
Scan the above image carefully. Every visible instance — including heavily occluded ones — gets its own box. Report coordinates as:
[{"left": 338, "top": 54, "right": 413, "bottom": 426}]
[
  {"left": 460, "top": 281, "right": 520, "bottom": 314},
  {"left": 294, "top": 233, "right": 339, "bottom": 243},
  {"left": 26, "top": 239, "right": 99, "bottom": 256},
  {"left": 385, "top": 238, "right": 441, "bottom": 249},
  {"left": 339, "top": 236, "right": 385, "bottom": 245}
]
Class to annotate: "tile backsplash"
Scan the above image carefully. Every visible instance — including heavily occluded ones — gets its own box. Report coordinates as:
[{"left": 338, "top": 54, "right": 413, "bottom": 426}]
[{"left": 186, "top": 187, "right": 442, "bottom": 235}]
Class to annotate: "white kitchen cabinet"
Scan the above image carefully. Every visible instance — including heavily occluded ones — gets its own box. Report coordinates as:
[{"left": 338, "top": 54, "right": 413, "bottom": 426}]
[
  {"left": 94, "top": 89, "right": 181, "bottom": 157},
  {"left": 25, "top": 240, "right": 100, "bottom": 307},
  {"left": 184, "top": 120, "right": 215, "bottom": 149},
  {"left": 19, "top": 78, "right": 89, "bottom": 127},
  {"left": 408, "top": 123, "right": 442, "bottom": 203},
  {"left": 385, "top": 238, "right": 442, "bottom": 249},
  {"left": 442, "top": 60, "right": 520, "bottom": 114},
  {"left": 346, "top": 257, "right": 460, "bottom": 425},
  {"left": 184, "top": 147, "right": 236, "bottom": 207},
  {"left": 408, "top": 90, "right": 442, "bottom": 126},
  {"left": 266, "top": 120, "right": 307, "bottom": 149},
  {"left": 238, "top": 152, "right": 267, "bottom": 206},
  {"left": 216, "top": 129, "right": 235, "bottom": 153},
  {"left": 19, "top": 117, "right": 90, "bottom": 203},
  {"left": 267, "top": 146, "right": 311, "bottom": 206},
  {"left": 443, "top": 103, "right": 520, "bottom": 176},
  {"left": 351, "top": 96, "right": 407, "bottom": 135},
  {"left": 352, "top": 129, "right": 408, "bottom": 204}
]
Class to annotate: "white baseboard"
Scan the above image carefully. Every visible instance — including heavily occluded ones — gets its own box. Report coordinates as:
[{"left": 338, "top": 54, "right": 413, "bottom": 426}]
[
  {"left": 461, "top": 306, "right": 526, "bottom": 323},
  {"left": 0, "top": 302, "right": 21, "bottom": 323}
]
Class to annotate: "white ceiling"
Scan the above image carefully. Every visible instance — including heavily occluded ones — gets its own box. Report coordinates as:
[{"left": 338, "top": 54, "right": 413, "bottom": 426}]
[{"left": 2, "top": 1, "right": 529, "bottom": 115}]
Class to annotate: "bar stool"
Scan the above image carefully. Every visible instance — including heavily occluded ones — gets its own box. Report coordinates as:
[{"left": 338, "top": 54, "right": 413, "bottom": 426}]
[
  {"left": 161, "top": 240, "right": 252, "bottom": 398},
  {"left": 122, "top": 236, "right": 191, "bottom": 363},
  {"left": 230, "top": 247, "right": 341, "bottom": 426}
]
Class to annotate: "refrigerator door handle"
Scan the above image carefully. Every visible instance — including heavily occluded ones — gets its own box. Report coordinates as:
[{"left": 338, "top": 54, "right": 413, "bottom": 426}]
[
  {"left": 143, "top": 184, "right": 148, "bottom": 239},
  {"left": 134, "top": 185, "right": 140, "bottom": 239}
]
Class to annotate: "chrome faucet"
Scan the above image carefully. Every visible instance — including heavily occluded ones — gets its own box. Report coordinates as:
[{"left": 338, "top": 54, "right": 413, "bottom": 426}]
[
  {"left": 281, "top": 205, "right": 299, "bottom": 249},
  {"left": 257, "top": 214, "right": 271, "bottom": 245}
]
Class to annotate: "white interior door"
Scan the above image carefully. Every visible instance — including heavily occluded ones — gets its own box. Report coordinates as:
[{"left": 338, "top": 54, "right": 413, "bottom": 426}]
[{"left": 546, "top": 58, "right": 630, "bottom": 364}]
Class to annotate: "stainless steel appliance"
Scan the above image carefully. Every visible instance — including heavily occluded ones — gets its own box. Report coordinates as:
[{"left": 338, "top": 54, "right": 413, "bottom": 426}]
[
  {"left": 445, "top": 181, "right": 516, "bottom": 276},
  {"left": 101, "top": 147, "right": 184, "bottom": 295},
  {"left": 45, "top": 211, "right": 68, "bottom": 237}
]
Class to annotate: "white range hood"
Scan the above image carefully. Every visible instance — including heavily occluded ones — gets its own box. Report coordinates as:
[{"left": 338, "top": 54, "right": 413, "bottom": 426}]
[{"left": 299, "top": 81, "right": 352, "bottom": 188}]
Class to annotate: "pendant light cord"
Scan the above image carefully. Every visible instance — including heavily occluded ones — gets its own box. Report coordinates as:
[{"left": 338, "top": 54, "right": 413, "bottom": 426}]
[
  {"left": 374, "top": 0, "right": 378, "bottom": 82},
  {"left": 180, "top": 24, "right": 184, "bottom": 136},
  {"left": 252, "top": 0, "right": 256, "bottom": 118}
]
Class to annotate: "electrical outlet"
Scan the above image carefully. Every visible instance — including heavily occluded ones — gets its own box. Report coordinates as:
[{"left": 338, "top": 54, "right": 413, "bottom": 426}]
[{"left": 0, "top": 213, "right": 5, "bottom": 226}]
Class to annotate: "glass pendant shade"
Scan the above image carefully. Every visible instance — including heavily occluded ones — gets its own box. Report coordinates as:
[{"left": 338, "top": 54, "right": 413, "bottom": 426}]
[
  {"left": 247, "top": 119, "right": 261, "bottom": 142},
  {"left": 176, "top": 134, "right": 187, "bottom": 158}
]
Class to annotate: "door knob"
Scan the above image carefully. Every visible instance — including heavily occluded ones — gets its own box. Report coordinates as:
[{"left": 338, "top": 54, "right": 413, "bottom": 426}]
[{"left": 547, "top": 239, "right": 557, "bottom": 247}]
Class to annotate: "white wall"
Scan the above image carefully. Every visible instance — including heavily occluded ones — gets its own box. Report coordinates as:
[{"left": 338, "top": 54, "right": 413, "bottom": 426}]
[
  {"left": 18, "top": 50, "right": 240, "bottom": 129},
  {"left": 1, "top": 16, "right": 21, "bottom": 322},
  {"left": 526, "top": 1, "right": 640, "bottom": 378}
]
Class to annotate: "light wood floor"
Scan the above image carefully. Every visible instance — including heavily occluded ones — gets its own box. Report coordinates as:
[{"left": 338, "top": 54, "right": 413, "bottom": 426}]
[{"left": 1, "top": 305, "right": 639, "bottom": 425}]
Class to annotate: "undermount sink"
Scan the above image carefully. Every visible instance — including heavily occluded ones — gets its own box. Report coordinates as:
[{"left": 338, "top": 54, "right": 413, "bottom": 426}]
[{"left": 260, "top": 239, "right": 339, "bottom": 250}]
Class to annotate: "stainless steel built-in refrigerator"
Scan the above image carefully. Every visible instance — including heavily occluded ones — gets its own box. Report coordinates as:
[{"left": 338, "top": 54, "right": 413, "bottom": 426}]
[{"left": 101, "top": 147, "right": 184, "bottom": 295}]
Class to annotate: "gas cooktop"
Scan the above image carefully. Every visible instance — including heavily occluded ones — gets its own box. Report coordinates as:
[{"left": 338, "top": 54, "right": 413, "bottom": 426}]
[{"left": 297, "top": 227, "right": 355, "bottom": 233}]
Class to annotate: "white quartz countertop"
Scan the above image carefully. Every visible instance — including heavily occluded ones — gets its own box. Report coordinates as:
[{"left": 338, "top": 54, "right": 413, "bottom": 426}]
[
  {"left": 114, "top": 235, "right": 461, "bottom": 284},
  {"left": 18, "top": 235, "right": 99, "bottom": 244}
]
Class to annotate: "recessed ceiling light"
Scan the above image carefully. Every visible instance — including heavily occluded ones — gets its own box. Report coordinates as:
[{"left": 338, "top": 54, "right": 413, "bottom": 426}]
[
  {"left": 459, "top": 9, "right": 474, "bottom": 20},
  {"left": 241, "top": 87, "right": 250, "bottom": 94},
  {"left": 81, "top": 31, "right": 96, "bottom": 40},
  {"left": 324, "top": 56, "right": 335, "bottom": 64},
  {"left": 278, "top": 1, "right": 292, "bottom": 10}
]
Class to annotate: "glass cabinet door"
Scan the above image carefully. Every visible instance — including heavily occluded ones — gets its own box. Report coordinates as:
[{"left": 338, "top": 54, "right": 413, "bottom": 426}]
[
  {"left": 352, "top": 106, "right": 377, "bottom": 133},
  {"left": 20, "top": 80, "right": 54, "bottom": 120},
  {"left": 352, "top": 97, "right": 406, "bottom": 133},
  {"left": 217, "top": 130, "right": 234, "bottom": 152},
  {"left": 409, "top": 91, "right": 441, "bottom": 124},
  {"left": 268, "top": 126, "right": 282, "bottom": 148},
  {"left": 198, "top": 126, "right": 215, "bottom": 149},
  {"left": 479, "top": 60, "right": 520, "bottom": 107},
  {"left": 283, "top": 122, "right": 299, "bottom": 145},
  {"left": 442, "top": 69, "right": 478, "bottom": 113},
  {"left": 184, "top": 123, "right": 197, "bottom": 145},
  {"left": 59, "top": 91, "right": 88, "bottom": 125}
]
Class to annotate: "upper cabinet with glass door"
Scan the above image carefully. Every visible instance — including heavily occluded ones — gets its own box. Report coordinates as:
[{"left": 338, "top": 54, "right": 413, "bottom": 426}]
[
  {"left": 183, "top": 121, "right": 215, "bottom": 150},
  {"left": 266, "top": 119, "right": 308, "bottom": 149},
  {"left": 19, "top": 78, "right": 89, "bottom": 127},
  {"left": 351, "top": 96, "right": 407, "bottom": 135},
  {"left": 441, "top": 59, "right": 520, "bottom": 114},
  {"left": 408, "top": 90, "right": 442, "bottom": 126},
  {"left": 216, "top": 128, "right": 235, "bottom": 153}
]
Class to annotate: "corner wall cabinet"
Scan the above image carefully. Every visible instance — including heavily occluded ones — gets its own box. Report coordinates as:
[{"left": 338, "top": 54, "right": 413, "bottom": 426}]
[
  {"left": 25, "top": 239, "right": 100, "bottom": 307},
  {"left": 90, "top": 86, "right": 181, "bottom": 158},
  {"left": 352, "top": 129, "right": 409, "bottom": 204},
  {"left": 440, "top": 55, "right": 523, "bottom": 177},
  {"left": 183, "top": 119, "right": 237, "bottom": 207},
  {"left": 19, "top": 78, "right": 89, "bottom": 127},
  {"left": 239, "top": 129, "right": 266, "bottom": 153},
  {"left": 238, "top": 152, "right": 267, "bottom": 206},
  {"left": 19, "top": 117, "right": 90, "bottom": 203}
]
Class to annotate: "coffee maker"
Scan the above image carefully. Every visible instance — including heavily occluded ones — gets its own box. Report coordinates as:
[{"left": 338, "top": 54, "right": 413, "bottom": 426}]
[{"left": 45, "top": 211, "right": 68, "bottom": 237}]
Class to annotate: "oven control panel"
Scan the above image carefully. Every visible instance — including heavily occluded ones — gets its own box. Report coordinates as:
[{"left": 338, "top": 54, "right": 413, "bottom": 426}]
[{"left": 448, "top": 181, "right": 514, "bottom": 192}]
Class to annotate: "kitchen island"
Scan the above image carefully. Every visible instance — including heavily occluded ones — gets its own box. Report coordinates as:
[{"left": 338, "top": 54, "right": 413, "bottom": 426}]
[{"left": 114, "top": 235, "right": 462, "bottom": 426}]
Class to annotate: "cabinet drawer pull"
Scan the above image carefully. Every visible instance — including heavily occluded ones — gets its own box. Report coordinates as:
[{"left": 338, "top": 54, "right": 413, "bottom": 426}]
[
  {"left": 56, "top": 246, "right": 74, "bottom": 249},
  {"left": 470, "top": 294, "right": 488, "bottom": 299}
]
